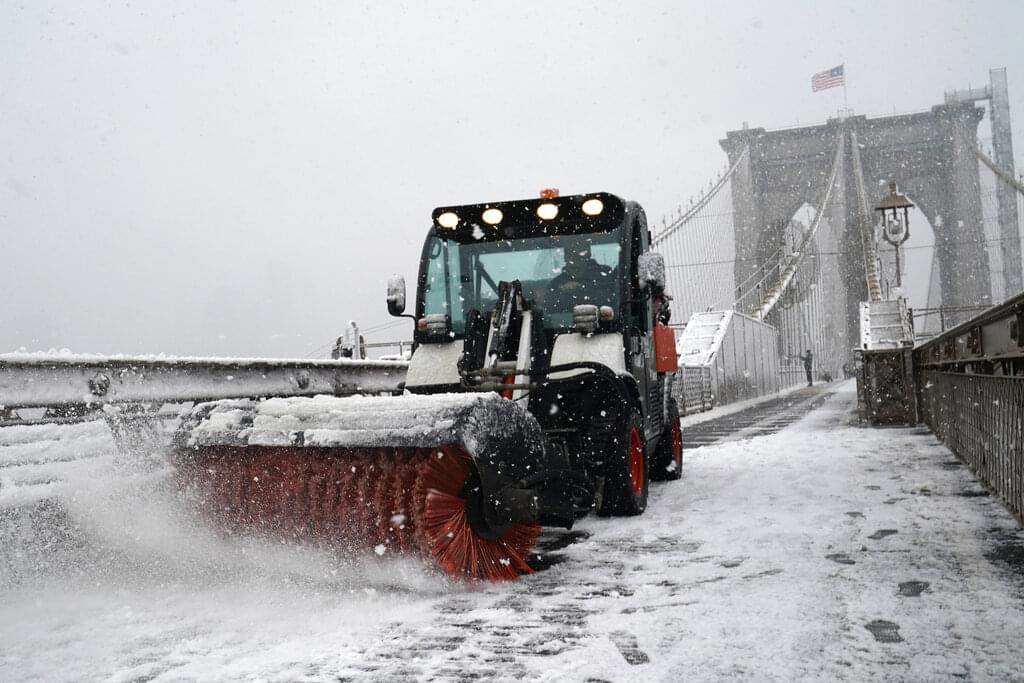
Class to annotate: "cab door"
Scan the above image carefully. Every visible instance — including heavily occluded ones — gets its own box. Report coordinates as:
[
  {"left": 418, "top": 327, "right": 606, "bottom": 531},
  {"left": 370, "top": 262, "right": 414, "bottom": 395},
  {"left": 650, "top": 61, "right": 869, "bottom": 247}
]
[{"left": 626, "top": 214, "right": 662, "bottom": 442}]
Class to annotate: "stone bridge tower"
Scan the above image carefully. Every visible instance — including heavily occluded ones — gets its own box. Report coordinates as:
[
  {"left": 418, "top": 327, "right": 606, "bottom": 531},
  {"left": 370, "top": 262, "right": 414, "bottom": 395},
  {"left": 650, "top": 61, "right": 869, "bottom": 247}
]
[{"left": 721, "top": 101, "right": 992, "bottom": 346}]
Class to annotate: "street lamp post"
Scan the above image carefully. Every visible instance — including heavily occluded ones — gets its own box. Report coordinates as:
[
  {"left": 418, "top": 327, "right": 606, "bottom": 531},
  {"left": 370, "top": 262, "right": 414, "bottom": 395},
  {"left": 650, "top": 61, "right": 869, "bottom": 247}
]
[{"left": 875, "top": 182, "right": 914, "bottom": 289}]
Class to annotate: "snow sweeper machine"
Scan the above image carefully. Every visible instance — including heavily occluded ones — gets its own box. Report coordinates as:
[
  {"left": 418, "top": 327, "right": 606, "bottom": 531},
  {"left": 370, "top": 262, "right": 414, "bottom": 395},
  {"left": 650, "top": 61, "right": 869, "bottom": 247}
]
[{"left": 0, "top": 191, "right": 683, "bottom": 581}]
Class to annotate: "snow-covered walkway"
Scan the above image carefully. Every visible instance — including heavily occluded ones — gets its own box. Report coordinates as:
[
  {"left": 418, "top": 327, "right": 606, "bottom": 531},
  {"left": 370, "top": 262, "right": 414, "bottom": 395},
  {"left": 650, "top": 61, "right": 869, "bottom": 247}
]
[{"left": 1, "top": 381, "right": 1023, "bottom": 681}]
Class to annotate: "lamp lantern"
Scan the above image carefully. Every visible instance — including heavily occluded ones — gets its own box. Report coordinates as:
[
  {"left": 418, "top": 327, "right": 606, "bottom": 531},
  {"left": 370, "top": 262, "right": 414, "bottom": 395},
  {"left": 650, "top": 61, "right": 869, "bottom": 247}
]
[{"left": 874, "top": 182, "right": 914, "bottom": 288}]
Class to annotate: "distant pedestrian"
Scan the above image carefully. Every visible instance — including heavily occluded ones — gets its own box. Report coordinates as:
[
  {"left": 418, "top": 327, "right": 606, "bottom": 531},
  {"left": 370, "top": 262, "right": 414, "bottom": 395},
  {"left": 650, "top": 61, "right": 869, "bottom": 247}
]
[{"left": 799, "top": 349, "right": 814, "bottom": 386}]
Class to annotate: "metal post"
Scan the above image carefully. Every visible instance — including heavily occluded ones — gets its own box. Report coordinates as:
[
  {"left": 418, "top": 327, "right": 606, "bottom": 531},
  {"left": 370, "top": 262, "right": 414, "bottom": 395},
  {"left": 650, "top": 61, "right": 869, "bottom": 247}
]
[
  {"left": 989, "top": 68, "right": 1023, "bottom": 294},
  {"left": 895, "top": 245, "right": 902, "bottom": 288}
]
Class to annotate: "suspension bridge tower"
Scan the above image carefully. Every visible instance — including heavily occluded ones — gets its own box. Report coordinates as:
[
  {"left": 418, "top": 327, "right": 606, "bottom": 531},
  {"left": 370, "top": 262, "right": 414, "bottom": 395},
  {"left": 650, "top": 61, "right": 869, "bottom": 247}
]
[{"left": 720, "top": 75, "right": 1015, "bottom": 346}]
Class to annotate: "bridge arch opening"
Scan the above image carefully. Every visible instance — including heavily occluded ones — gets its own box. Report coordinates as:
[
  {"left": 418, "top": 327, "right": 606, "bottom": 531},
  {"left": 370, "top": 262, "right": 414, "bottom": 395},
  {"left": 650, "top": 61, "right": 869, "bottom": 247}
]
[
  {"left": 770, "top": 203, "right": 823, "bottom": 365},
  {"left": 888, "top": 204, "right": 935, "bottom": 302}
]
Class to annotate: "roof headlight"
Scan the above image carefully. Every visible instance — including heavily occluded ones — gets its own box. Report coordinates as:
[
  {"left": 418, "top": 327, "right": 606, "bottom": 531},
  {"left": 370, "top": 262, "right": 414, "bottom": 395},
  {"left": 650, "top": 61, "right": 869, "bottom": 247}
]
[
  {"left": 482, "top": 208, "right": 503, "bottom": 225},
  {"left": 437, "top": 211, "right": 459, "bottom": 229},
  {"left": 581, "top": 198, "right": 604, "bottom": 216},
  {"left": 536, "top": 203, "right": 559, "bottom": 220}
]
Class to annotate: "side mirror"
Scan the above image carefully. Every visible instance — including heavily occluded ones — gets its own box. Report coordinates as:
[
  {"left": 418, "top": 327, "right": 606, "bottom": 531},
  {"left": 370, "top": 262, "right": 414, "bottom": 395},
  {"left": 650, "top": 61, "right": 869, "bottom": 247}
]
[
  {"left": 637, "top": 252, "right": 666, "bottom": 291},
  {"left": 386, "top": 274, "right": 407, "bottom": 316}
]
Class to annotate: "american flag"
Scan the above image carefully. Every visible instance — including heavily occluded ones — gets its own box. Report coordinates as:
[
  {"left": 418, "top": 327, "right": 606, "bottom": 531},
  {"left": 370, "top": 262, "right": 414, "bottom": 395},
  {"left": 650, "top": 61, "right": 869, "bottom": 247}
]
[{"left": 811, "top": 64, "right": 845, "bottom": 92}]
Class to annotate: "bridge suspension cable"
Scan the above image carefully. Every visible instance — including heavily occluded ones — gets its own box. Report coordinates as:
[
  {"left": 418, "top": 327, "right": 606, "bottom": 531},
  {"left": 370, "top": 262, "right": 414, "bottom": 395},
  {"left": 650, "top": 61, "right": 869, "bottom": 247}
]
[
  {"left": 975, "top": 145, "right": 1024, "bottom": 196},
  {"left": 974, "top": 144, "right": 1024, "bottom": 301},
  {"left": 849, "top": 130, "right": 884, "bottom": 302},
  {"left": 652, "top": 145, "right": 749, "bottom": 248},
  {"left": 652, "top": 145, "right": 749, "bottom": 319}
]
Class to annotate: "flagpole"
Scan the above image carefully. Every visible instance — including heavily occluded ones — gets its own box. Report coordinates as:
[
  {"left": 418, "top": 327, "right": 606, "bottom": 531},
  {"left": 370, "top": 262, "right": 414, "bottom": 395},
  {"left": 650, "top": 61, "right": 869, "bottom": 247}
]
[{"left": 843, "top": 64, "right": 849, "bottom": 114}]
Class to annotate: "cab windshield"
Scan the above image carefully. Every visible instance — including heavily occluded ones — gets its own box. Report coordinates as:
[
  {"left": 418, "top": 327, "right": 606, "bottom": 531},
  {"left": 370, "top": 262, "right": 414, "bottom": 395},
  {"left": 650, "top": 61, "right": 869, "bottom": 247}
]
[{"left": 421, "top": 230, "right": 623, "bottom": 334}]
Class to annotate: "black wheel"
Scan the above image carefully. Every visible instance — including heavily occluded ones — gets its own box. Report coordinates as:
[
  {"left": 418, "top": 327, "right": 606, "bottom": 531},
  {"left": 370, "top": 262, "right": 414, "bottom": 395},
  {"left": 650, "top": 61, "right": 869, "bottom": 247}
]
[
  {"left": 597, "top": 409, "right": 648, "bottom": 516},
  {"left": 650, "top": 399, "right": 683, "bottom": 481}
]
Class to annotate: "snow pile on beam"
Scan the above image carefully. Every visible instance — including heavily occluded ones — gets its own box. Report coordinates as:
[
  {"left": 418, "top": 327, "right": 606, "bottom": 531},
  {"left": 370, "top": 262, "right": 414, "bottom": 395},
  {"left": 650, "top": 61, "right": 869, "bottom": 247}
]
[{"left": 179, "top": 392, "right": 544, "bottom": 456}]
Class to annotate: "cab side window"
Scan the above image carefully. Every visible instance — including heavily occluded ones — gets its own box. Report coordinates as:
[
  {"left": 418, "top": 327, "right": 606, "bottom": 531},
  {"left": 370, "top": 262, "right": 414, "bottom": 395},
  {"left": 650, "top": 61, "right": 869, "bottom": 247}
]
[
  {"left": 422, "top": 237, "right": 465, "bottom": 334},
  {"left": 629, "top": 218, "right": 649, "bottom": 332}
]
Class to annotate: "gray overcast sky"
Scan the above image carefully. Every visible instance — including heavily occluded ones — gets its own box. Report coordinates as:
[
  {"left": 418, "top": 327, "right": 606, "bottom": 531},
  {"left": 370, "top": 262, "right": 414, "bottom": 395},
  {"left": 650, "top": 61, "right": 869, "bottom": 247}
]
[{"left": 3, "top": 1, "right": 1023, "bottom": 357}]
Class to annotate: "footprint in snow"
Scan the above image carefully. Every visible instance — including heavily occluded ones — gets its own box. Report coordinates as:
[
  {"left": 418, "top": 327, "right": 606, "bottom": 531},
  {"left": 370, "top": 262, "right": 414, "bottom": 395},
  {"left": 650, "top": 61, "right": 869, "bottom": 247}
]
[
  {"left": 897, "top": 581, "right": 930, "bottom": 597},
  {"left": 609, "top": 631, "right": 650, "bottom": 665},
  {"left": 864, "top": 619, "right": 903, "bottom": 643}
]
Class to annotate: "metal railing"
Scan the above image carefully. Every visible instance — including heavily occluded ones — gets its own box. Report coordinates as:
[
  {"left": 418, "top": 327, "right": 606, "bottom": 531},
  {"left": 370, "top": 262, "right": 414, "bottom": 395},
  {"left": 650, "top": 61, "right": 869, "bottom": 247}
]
[
  {"left": 918, "top": 371, "right": 1024, "bottom": 521},
  {"left": 362, "top": 340, "right": 413, "bottom": 358},
  {"left": 912, "top": 305, "right": 991, "bottom": 340},
  {"left": 913, "top": 290, "right": 1024, "bottom": 523},
  {"left": 676, "top": 365, "right": 712, "bottom": 415},
  {"left": 0, "top": 353, "right": 408, "bottom": 409},
  {"left": 673, "top": 309, "right": 810, "bottom": 414}
]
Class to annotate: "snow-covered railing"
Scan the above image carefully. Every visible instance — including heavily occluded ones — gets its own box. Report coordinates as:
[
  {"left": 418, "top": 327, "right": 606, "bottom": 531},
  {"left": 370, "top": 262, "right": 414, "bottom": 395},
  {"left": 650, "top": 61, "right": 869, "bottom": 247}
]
[
  {"left": 674, "top": 309, "right": 795, "bottom": 410},
  {"left": 850, "top": 130, "right": 884, "bottom": 303},
  {"left": 0, "top": 353, "right": 409, "bottom": 408},
  {"left": 672, "top": 312, "right": 733, "bottom": 414},
  {"left": 676, "top": 365, "right": 712, "bottom": 415},
  {"left": 914, "top": 291, "right": 1024, "bottom": 521},
  {"left": 859, "top": 298, "right": 914, "bottom": 351}
]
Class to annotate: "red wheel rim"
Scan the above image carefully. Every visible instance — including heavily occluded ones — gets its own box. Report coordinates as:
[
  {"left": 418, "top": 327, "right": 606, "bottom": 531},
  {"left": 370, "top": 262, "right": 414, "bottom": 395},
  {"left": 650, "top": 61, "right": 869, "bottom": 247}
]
[
  {"left": 629, "top": 427, "right": 644, "bottom": 498},
  {"left": 672, "top": 416, "right": 683, "bottom": 469}
]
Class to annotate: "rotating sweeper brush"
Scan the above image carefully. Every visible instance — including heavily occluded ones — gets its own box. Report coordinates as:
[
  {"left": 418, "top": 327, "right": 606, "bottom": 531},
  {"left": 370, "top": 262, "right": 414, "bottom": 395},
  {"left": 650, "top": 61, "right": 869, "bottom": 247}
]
[{"left": 173, "top": 393, "right": 561, "bottom": 580}]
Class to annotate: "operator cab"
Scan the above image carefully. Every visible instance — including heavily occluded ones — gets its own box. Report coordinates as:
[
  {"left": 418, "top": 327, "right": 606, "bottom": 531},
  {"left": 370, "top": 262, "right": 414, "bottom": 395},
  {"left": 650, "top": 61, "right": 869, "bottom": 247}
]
[
  {"left": 386, "top": 190, "right": 670, "bottom": 424},
  {"left": 416, "top": 192, "right": 636, "bottom": 339}
]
